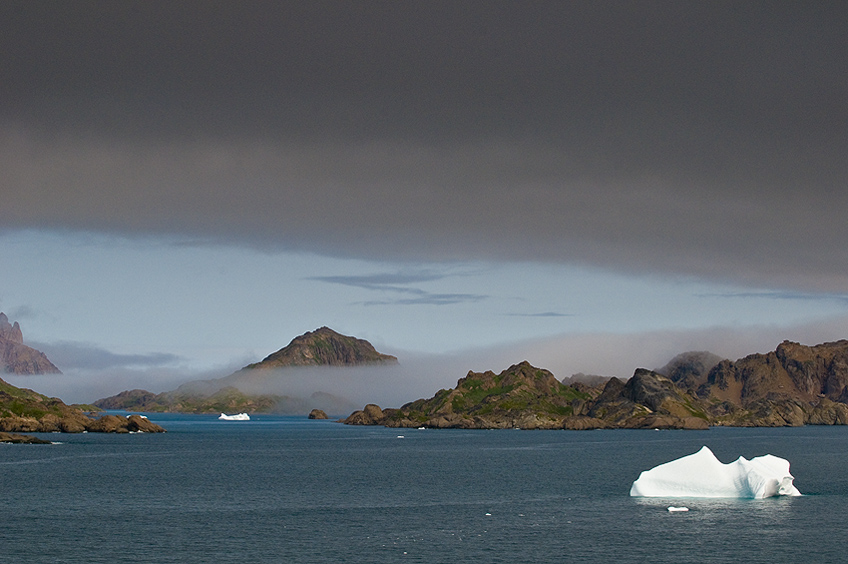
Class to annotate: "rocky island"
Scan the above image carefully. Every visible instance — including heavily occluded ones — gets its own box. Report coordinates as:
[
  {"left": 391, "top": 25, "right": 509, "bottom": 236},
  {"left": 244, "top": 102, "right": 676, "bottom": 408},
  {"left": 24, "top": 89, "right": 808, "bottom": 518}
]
[
  {"left": 95, "top": 327, "right": 396, "bottom": 415},
  {"left": 345, "top": 339, "right": 848, "bottom": 429}
]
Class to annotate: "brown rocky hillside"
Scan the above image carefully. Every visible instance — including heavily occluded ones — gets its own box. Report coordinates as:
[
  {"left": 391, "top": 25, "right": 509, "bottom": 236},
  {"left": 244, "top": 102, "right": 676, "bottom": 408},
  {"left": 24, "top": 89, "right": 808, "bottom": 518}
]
[{"left": 345, "top": 340, "right": 848, "bottom": 429}]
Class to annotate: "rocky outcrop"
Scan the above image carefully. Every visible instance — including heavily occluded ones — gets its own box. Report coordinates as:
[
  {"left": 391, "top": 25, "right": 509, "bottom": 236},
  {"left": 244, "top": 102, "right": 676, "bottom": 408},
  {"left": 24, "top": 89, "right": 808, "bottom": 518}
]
[
  {"left": 0, "top": 376, "right": 165, "bottom": 433},
  {"left": 582, "top": 369, "right": 710, "bottom": 429},
  {"left": 344, "top": 361, "right": 592, "bottom": 429},
  {"left": 0, "top": 432, "right": 52, "bottom": 444},
  {"left": 86, "top": 414, "right": 165, "bottom": 433},
  {"left": 308, "top": 409, "right": 329, "bottom": 419},
  {"left": 344, "top": 404, "right": 386, "bottom": 425},
  {"left": 0, "top": 313, "right": 62, "bottom": 375},
  {"left": 245, "top": 327, "right": 398, "bottom": 369},
  {"left": 702, "top": 340, "right": 848, "bottom": 426}
]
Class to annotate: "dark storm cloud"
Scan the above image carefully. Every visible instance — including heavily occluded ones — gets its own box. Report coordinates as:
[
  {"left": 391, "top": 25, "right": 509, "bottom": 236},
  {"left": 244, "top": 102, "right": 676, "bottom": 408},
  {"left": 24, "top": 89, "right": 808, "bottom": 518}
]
[{"left": 3, "top": 1, "right": 848, "bottom": 291}]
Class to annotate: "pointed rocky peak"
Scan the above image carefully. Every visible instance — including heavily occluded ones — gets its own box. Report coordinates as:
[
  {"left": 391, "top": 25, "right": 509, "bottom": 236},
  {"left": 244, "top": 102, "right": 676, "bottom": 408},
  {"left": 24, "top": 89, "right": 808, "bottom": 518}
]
[{"left": 0, "top": 313, "right": 23, "bottom": 344}]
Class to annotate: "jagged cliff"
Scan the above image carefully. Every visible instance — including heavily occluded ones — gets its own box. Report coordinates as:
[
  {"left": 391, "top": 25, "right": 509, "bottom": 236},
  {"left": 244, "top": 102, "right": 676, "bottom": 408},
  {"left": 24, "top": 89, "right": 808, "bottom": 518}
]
[
  {"left": 699, "top": 340, "right": 848, "bottom": 426},
  {"left": 0, "top": 312, "right": 62, "bottom": 375}
]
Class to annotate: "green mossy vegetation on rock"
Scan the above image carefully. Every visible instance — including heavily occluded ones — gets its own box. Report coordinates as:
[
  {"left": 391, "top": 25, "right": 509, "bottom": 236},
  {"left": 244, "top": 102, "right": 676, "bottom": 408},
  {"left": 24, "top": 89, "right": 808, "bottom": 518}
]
[{"left": 347, "top": 361, "right": 595, "bottom": 429}]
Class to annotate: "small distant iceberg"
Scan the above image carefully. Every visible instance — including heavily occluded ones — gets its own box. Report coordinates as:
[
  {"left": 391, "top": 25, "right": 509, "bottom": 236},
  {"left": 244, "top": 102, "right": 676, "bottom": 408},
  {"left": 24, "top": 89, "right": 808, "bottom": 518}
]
[
  {"left": 630, "top": 446, "right": 801, "bottom": 498},
  {"left": 218, "top": 412, "right": 250, "bottom": 421}
]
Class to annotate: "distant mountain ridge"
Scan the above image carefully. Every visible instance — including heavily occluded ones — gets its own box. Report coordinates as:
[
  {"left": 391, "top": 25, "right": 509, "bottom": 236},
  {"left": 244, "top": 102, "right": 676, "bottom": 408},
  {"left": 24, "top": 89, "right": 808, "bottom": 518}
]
[
  {"left": 0, "top": 312, "right": 62, "bottom": 375},
  {"left": 95, "top": 327, "right": 395, "bottom": 414}
]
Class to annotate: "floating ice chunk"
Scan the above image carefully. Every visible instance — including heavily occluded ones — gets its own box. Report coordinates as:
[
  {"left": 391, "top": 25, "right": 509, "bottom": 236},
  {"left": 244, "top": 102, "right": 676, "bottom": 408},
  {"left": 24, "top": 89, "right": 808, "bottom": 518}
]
[
  {"left": 630, "top": 446, "right": 801, "bottom": 498},
  {"left": 218, "top": 412, "right": 250, "bottom": 421},
  {"left": 667, "top": 506, "right": 689, "bottom": 512}
]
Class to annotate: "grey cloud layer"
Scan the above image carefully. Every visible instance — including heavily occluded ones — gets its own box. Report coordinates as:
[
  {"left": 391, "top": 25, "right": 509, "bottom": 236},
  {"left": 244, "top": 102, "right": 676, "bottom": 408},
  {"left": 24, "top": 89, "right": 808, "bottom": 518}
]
[
  {"left": 32, "top": 341, "right": 183, "bottom": 371},
  {"left": 3, "top": 2, "right": 847, "bottom": 291}
]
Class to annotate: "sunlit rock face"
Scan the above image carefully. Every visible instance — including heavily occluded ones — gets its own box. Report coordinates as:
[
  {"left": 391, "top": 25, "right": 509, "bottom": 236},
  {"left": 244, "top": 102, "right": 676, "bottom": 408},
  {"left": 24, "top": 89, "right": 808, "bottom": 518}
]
[{"left": 630, "top": 446, "right": 801, "bottom": 498}]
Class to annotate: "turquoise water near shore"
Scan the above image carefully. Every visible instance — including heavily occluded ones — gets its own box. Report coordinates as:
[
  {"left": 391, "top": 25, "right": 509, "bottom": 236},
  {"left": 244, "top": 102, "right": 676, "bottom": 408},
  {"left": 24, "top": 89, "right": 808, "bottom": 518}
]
[{"left": 2, "top": 415, "right": 847, "bottom": 563}]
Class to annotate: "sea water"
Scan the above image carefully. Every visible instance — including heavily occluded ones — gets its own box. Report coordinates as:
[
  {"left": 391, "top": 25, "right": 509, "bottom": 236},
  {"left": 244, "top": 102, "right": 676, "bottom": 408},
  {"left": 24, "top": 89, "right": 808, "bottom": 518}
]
[{"left": 2, "top": 415, "right": 847, "bottom": 564}]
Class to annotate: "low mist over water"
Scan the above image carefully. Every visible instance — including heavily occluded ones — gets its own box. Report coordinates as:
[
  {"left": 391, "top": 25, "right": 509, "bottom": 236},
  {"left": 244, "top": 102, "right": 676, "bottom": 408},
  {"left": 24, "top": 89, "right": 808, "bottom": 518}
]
[{"left": 10, "top": 317, "right": 848, "bottom": 409}]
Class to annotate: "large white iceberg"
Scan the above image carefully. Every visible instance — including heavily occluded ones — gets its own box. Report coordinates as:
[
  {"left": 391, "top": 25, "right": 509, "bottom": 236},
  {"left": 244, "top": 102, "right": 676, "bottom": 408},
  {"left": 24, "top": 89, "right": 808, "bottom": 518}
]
[{"left": 630, "top": 446, "right": 801, "bottom": 498}]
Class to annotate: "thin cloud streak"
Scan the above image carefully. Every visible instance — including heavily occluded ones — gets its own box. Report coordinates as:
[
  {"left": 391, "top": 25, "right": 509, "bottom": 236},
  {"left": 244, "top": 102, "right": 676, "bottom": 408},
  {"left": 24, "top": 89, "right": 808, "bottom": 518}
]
[
  {"left": 307, "top": 272, "right": 448, "bottom": 289},
  {"left": 360, "top": 294, "right": 488, "bottom": 307},
  {"left": 506, "top": 312, "right": 575, "bottom": 318},
  {"left": 311, "top": 270, "right": 489, "bottom": 306},
  {"left": 695, "top": 291, "right": 848, "bottom": 305}
]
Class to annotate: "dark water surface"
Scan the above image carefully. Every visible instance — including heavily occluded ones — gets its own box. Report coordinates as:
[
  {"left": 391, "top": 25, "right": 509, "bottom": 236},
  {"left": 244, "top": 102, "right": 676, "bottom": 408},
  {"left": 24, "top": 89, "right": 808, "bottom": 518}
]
[{"left": 2, "top": 415, "right": 847, "bottom": 563}]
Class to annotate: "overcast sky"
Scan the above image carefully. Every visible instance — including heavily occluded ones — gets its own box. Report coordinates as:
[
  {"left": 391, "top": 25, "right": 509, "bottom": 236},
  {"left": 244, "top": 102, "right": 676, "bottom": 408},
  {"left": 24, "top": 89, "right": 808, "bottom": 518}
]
[{"left": 3, "top": 1, "right": 848, "bottom": 403}]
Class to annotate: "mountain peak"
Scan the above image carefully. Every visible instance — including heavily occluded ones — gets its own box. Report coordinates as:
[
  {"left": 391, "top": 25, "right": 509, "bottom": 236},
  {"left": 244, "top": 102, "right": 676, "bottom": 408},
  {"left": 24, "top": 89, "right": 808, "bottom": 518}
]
[
  {"left": 0, "top": 313, "right": 23, "bottom": 344},
  {"left": 245, "top": 327, "right": 398, "bottom": 369}
]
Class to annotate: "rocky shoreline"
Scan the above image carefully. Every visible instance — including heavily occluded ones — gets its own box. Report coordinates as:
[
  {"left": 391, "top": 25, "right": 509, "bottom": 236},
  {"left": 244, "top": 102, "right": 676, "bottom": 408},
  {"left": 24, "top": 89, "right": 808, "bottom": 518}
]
[
  {"left": 0, "top": 412, "right": 166, "bottom": 434},
  {"left": 1, "top": 376, "right": 166, "bottom": 438}
]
